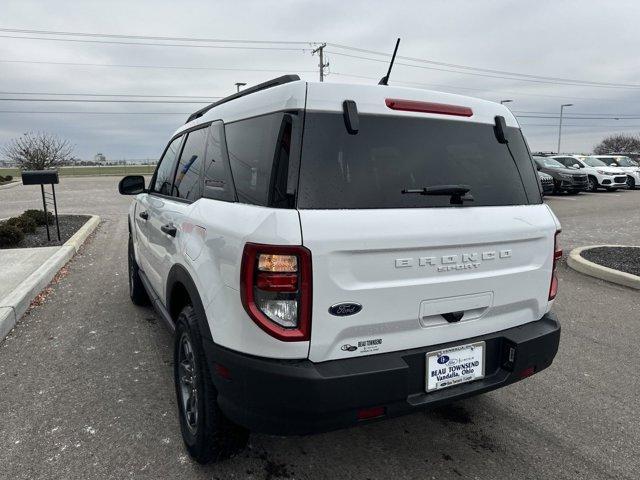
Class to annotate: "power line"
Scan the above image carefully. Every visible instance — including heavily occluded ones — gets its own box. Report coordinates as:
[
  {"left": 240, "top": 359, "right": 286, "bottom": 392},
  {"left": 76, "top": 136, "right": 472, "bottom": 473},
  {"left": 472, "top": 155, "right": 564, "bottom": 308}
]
[
  {"left": 521, "top": 124, "right": 640, "bottom": 128},
  {"left": 327, "top": 42, "right": 640, "bottom": 89},
  {"left": 0, "top": 110, "right": 190, "bottom": 114},
  {"left": 327, "top": 50, "right": 640, "bottom": 90},
  {"left": 0, "top": 58, "right": 316, "bottom": 74},
  {"left": 0, "top": 34, "right": 312, "bottom": 51},
  {"left": 1, "top": 28, "right": 628, "bottom": 88},
  {"left": 330, "top": 71, "right": 640, "bottom": 104},
  {"left": 0, "top": 27, "right": 316, "bottom": 45},
  {"left": 3, "top": 27, "right": 636, "bottom": 90},
  {"left": 516, "top": 115, "right": 640, "bottom": 120},
  {"left": 514, "top": 110, "right": 640, "bottom": 117},
  {"left": 0, "top": 91, "right": 220, "bottom": 99},
  {"left": 0, "top": 98, "right": 210, "bottom": 103}
]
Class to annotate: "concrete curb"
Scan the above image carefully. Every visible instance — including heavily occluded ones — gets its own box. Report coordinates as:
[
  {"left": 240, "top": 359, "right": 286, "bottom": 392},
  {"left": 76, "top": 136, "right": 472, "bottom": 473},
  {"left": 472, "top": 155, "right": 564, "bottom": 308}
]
[
  {"left": 0, "top": 181, "right": 19, "bottom": 190},
  {"left": 0, "top": 215, "right": 101, "bottom": 341},
  {"left": 567, "top": 245, "right": 640, "bottom": 290}
]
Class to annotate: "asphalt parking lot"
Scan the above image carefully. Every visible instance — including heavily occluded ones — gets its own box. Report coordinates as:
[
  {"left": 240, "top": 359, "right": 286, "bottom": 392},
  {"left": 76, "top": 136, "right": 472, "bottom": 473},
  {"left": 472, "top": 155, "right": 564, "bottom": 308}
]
[{"left": 1, "top": 177, "right": 639, "bottom": 480}]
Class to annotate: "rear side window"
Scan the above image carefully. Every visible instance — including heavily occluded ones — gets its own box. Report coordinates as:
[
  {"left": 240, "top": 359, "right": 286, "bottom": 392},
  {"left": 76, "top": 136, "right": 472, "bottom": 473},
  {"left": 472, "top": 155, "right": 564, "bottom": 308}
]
[
  {"left": 151, "top": 136, "right": 182, "bottom": 195},
  {"left": 203, "top": 121, "right": 236, "bottom": 202},
  {"left": 173, "top": 127, "right": 206, "bottom": 201},
  {"left": 297, "top": 113, "right": 541, "bottom": 209},
  {"left": 225, "top": 113, "right": 295, "bottom": 207}
]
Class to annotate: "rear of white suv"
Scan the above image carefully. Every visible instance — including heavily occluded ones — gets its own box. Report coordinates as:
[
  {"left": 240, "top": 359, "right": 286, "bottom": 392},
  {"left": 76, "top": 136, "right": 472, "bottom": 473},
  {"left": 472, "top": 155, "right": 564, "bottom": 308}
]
[{"left": 120, "top": 78, "right": 561, "bottom": 463}]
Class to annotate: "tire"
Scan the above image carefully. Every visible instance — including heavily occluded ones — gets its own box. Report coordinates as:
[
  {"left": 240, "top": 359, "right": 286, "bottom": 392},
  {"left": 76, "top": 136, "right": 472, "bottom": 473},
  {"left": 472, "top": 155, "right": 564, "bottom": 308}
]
[
  {"left": 627, "top": 176, "right": 636, "bottom": 190},
  {"left": 174, "top": 305, "right": 249, "bottom": 463},
  {"left": 128, "top": 236, "right": 150, "bottom": 306},
  {"left": 588, "top": 176, "right": 598, "bottom": 192}
]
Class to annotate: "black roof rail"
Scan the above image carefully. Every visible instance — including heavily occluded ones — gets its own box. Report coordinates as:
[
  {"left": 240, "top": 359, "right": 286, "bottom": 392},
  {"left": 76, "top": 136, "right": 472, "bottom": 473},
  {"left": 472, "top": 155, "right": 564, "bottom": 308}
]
[{"left": 185, "top": 74, "right": 301, "bottom": 124}]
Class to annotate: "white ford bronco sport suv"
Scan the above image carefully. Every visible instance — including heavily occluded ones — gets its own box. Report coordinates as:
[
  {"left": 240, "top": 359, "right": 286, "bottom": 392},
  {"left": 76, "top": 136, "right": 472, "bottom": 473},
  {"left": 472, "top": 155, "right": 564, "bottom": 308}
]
[{"left": 118, "top": 75, "right": 562, "bottom": 463}]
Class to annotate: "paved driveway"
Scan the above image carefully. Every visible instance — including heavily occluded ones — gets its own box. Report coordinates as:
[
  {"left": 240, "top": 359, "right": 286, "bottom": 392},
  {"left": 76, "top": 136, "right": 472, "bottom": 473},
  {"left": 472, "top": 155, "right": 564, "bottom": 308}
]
[{"left": 1, "top": 178, "right": 638, "bottom": 479}]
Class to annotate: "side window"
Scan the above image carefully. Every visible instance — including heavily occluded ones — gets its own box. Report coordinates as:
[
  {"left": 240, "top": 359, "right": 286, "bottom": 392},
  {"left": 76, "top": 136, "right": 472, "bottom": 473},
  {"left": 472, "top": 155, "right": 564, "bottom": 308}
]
[
  {"left": 152, "top": 136, "right": 182, "bottom": 195},
  {"left": 556, "top": 158, "right": 570, "bottom": 167},
  {"left": 173, "top": 127, "right": 207, "bottom": 201},
  {"left": 203, "top": 121, "right": 236, "bottom": 202},
  {"left": 225, "top": 113, "right": 294, "bottom": 207}
]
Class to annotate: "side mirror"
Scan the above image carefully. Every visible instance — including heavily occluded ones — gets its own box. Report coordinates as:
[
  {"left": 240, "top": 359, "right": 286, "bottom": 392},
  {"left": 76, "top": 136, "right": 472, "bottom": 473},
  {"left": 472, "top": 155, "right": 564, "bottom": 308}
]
[
  {"left": 610, "top": 163, "right": 617, "bottom": 167},
  {"left": 118, "top": 175, "right": 146, "bottom": 195},
  {"left": 573, "top": 164, "right": 580, "bottom": 169},
  {"left": 536, "top": 165, "right": 541, "bottom": 171}
]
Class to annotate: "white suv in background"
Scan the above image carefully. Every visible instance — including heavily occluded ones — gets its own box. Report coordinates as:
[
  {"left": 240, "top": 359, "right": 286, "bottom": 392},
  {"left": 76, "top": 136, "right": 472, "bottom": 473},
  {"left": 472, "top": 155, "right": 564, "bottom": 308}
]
[
  {"left": 592, "top": 155, "right": 640, "bottom": 190},
  {"left": 118, "top": 75, "right": 561, "bottom": 463},
  {"left": 552, "top": 155, "right": 627, "bottom": 191}
]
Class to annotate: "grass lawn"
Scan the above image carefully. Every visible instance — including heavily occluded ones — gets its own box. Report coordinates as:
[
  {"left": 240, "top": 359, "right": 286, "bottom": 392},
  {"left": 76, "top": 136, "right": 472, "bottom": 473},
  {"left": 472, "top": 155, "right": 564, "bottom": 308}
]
[{"left": 0, "top": 165, "right": 156, "bottom": 177}]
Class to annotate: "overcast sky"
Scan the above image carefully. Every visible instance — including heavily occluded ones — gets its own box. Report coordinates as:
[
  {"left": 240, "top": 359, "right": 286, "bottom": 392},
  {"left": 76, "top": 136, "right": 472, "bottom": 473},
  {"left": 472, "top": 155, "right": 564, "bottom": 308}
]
[{"left": 2, "top": 0, "right": 640, "bottom": 161}]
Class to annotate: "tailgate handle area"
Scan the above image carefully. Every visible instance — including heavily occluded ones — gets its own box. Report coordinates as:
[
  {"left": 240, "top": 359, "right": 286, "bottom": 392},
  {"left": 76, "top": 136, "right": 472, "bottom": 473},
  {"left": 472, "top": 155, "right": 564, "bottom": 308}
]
[
  {"left": 419, "top": 292, "right": 493, "bottom": 328},
  {"left": 441, "top": 311, "right": 464, "bottom": 323}
]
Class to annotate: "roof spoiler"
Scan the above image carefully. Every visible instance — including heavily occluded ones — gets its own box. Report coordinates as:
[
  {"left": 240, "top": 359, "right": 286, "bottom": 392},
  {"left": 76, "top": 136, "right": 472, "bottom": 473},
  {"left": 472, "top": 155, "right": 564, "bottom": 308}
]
[{"left": 185, "top": 74, "right": 301, "bottom": 124}]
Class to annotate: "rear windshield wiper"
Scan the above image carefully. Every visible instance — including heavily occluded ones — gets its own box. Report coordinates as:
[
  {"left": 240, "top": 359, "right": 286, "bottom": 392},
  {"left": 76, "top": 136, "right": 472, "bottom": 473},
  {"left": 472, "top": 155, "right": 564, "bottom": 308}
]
[{"left": 401, "top": 184, "right": 474, "bottom": 205}]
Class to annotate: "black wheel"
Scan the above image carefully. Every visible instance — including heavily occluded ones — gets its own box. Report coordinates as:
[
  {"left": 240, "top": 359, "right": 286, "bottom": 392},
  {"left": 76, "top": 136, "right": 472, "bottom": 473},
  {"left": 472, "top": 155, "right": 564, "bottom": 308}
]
[
  {"left": 128, "top": 236, "right": 150, "bottom": 306},
  {"left": 174, "top": 305, "right": 248, "bottom": 463},
  {"left": 588, "top": 177, "right": 598, "bottom": 192},
  {"left": 627, "top": 176, "right": 636, "bottom": 190}
]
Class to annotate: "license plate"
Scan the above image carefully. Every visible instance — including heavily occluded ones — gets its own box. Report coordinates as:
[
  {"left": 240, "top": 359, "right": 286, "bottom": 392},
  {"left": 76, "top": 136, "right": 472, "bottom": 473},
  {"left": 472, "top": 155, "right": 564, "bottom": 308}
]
[{"left": 426, "top": 341, "right": 485, "bottom": 392}]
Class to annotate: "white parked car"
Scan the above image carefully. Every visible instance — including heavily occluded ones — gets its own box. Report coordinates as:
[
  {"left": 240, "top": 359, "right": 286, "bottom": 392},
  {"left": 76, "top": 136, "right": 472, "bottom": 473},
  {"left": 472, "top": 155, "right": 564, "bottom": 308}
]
[
  {"left": 118, "top": 75, "right": 561, "bottom": 463},
  {"left": 592, "top": 155, "right": 640, "bottom": 190},
  {"left": 551, "top": 155, "right": 627, "bottom": 191}
]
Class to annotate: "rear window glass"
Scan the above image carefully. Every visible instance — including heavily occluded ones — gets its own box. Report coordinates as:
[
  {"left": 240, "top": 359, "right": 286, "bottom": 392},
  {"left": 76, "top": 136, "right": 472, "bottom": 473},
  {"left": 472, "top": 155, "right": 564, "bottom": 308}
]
[
  {"left": 225, "top": 113, "right": 295, "bottom": 207},
  {"left": 297, "top": 113, "right": 541, "bottom": 209},
  {"left": 203, "top": 121, "right": 236, "bottom": 202}
]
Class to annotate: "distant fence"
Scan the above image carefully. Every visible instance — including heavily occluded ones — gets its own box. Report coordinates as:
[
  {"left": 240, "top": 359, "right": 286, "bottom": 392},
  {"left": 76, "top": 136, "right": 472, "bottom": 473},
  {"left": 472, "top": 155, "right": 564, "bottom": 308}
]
[{"left": 0, "top": 164, "right": 156, "bottom": 178}]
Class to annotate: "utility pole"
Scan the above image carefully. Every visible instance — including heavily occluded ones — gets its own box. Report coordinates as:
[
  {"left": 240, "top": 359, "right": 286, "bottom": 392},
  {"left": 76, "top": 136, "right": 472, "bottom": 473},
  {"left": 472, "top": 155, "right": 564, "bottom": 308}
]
[
  {"left": 557, "top": 103, "right": 573, "bottom": 154},
  {"left": 312, "top": 43, "right": 329, "bottom": 82}
]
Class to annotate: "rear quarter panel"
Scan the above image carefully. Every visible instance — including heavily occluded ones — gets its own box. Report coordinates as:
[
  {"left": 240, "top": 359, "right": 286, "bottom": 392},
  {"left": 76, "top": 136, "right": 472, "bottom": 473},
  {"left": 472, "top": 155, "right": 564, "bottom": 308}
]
[{"left": 182, "top": 199, "right": 307, "bottom": 359}]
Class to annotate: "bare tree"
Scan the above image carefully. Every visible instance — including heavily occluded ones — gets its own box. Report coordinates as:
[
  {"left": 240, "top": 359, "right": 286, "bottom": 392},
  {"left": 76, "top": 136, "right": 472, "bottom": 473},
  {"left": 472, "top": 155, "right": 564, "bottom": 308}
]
[
  {"left": 593, "top": 133, "right": 640, "bottom": 155},
  {"left": 2, "top": 132, "right": 74, "bottom": 170}
]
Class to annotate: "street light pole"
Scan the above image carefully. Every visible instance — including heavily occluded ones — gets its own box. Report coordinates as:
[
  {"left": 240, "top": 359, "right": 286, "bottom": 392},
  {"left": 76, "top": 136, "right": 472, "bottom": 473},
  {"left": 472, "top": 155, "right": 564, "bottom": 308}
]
[
  {"left": 500, "top": 99, "right": 513, "bottom": 105},
  {"left": 235, "top": 82, "right": 247, "bottom": 93},
  {"left": 557, "top": 103, "right": 573, "bottom": 153}
]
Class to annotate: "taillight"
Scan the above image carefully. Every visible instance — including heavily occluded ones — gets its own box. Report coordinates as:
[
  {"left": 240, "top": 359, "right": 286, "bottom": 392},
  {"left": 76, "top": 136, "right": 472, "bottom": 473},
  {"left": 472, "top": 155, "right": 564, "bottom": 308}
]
[
  {"left": 240, "top": 243, "right": 312, "bottom": 342},
  {"left": 549, "top": 230, "right": 562, "bottom": 300},
  {"left": 385, "top": 98, "right": 473, "bottom": 117}
]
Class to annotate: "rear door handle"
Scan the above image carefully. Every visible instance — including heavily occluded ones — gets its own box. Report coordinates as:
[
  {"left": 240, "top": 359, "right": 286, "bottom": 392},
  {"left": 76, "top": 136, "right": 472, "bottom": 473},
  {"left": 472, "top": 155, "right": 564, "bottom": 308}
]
[
  {"left": 139, "top": 211, "right": 149, "bottom": 220},
  {"left": 161, "top": 223, "right": 177, "bottom": 237}
]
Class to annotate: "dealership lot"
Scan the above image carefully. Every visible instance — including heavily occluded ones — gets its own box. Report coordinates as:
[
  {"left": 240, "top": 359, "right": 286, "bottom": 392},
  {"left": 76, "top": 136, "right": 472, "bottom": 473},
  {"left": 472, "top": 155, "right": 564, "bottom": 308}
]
[{"left": 0, "top": 177, "right": 639, "bottom": 479}]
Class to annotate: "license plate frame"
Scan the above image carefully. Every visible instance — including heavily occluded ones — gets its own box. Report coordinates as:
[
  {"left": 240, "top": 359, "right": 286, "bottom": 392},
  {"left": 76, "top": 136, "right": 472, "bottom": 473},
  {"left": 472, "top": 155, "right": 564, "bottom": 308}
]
[{"left": 425, "top": 341, "right": 486, "bottom": 392}]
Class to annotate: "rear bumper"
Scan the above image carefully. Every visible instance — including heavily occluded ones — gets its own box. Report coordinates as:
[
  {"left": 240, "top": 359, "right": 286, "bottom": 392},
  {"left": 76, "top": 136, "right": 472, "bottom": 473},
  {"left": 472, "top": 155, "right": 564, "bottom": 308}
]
[{"left": 204, "top": 313, "right": 560, "bottom": 435}]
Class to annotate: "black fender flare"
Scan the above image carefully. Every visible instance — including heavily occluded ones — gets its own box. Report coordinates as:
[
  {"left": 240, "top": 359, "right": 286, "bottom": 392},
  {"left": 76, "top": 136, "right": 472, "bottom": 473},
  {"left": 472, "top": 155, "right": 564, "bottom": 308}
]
[{"left": 166, "top": 264, "right": 213, "bottom": 343}]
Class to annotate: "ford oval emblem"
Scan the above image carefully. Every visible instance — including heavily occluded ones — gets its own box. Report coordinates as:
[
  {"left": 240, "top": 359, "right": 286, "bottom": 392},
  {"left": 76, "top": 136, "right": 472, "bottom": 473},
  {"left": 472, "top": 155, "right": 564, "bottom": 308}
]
[
  {"left": 437, "top": 355, "right": 450, "bottom": 365},
  {"left": 328, "top": 302, "right": 362, "bottom": 316}
]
